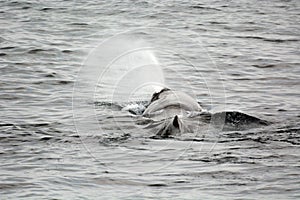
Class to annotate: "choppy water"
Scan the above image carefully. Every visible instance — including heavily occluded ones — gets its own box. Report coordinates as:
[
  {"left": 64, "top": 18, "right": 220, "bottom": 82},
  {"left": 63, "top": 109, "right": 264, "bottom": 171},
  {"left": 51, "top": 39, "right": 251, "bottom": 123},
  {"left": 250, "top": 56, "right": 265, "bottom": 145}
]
[{"left": 1, "top": 0, "right": 300, "bottom": 199}]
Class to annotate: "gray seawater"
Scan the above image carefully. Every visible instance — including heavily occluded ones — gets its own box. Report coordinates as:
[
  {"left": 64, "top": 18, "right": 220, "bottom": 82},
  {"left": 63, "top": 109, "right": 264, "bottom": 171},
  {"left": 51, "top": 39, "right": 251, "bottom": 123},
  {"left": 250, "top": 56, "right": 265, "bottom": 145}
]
[{"left": 1, "top": 0, "right": 300, "bottom": 199}]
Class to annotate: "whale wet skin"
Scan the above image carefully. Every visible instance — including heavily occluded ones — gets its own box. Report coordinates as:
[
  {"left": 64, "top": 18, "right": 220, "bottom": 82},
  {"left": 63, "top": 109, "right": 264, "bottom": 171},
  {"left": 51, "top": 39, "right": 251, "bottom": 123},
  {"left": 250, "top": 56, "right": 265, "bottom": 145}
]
[{"left": 131, "top": 88, "right": 270, "bottom": 138}]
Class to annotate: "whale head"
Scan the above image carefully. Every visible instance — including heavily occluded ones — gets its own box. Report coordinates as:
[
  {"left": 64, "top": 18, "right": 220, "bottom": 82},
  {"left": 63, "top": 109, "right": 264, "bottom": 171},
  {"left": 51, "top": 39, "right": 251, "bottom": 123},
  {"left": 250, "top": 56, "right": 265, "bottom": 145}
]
[
  {"left": 142, "top": 88, "right": 201, "bottom": 137},
  {"left": 143, "top": 88, "right": 202, "bottom": 117}
]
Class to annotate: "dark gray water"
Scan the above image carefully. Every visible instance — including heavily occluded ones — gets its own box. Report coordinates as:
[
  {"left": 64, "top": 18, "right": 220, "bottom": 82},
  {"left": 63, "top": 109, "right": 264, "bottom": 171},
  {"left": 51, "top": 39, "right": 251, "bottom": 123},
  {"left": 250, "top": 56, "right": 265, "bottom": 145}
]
[{"left": 1, "top": 0, "right": 300, "bottom": 199}]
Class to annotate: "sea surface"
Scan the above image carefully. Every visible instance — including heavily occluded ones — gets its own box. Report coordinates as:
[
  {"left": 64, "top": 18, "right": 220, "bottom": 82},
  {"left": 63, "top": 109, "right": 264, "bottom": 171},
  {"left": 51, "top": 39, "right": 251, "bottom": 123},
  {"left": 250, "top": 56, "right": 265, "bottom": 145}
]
[{"left": 1, "top": 0, "right": 300, "bottom": 199}]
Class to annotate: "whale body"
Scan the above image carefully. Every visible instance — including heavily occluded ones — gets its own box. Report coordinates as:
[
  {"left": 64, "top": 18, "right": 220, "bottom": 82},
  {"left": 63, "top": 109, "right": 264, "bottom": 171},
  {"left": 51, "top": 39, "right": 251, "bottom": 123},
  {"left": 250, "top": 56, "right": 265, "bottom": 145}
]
[{"left": 133, "top": 88, "right": 270, "bottom": 138}]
